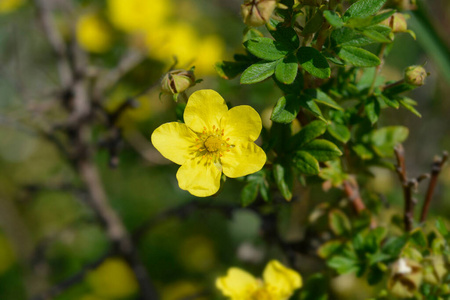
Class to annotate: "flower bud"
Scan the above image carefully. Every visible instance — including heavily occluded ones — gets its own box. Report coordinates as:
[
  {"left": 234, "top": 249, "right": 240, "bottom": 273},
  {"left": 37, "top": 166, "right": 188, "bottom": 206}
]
[
  {"left": 241, "top": 0, "right": 276, "bottom": 27},
  {"left": 161, "top": 69, "right": 196, "bottom": 96},
  {"left": 388, "top": 258, "right": 423, "bottom": 298},
  {"left": 404, "top": 65, "right": 427, "bottom": 87},
  {"left": 381, "top": 13, "right": 408, "bottom": 33}
]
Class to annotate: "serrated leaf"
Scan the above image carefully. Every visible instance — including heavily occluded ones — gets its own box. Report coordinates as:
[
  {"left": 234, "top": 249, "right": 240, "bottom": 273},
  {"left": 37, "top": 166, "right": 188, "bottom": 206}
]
[
  {"left": 329, "top": 209, "right": 351, "bottom": 236},
  {"left": 294, "top": 151, "right": 320, "bottom": 175},
  {"left": 343, "top": 0, "right": 387, "bottom": 21},
  {"left": 241, "top": 182, "right": 259, "bottom": 207},
  {"left": 338, "top": 46, "right": 381, "bottom": 67},
  {"left": 328, "top": 123, "right": 351, "bottom": 143},
  {"left": 290, "top": 120, "right": 327, "bottom": 150},
  {"left": 302, "top": 139, "right": 342, "bottom": 162},
  {"left": 318, "top": 240, "right": 345, "bottom": 259},
  {"left": 215, "top": 61, "right": 251, "bottom": 80},
  {"left": 305, "top": 89, "right": 343, "bottom": 111},
  {"left": 241, "top": 60, "right": 278, "bottom": 84},
  {"left": 275, "top": 54, "right": 298, "bottom": 84},
  {"left": 269, "top": 24, "right": 300, "bottom": 49},
  {"left": 323, "top": 10, "right": 344, "bottom": 28},
  {"left": 274, "top": 162, "right": 293, "bottom": 201},
  {"left": 271, "top": 95, "right": 300, "bottom": 124},
  {"left": 244, "top": 37, "right": 291, "bottom": 61},
  {"left": 365, "top": 97, "right": 381, "bottom": 124},
  {"left": 298, "top": 47, "right": 331, "bottom": 79}
]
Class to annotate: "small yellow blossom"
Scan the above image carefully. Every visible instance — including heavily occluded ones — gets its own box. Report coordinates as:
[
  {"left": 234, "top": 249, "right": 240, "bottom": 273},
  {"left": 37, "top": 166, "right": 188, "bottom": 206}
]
[
  {"left": 0, "top": 0, "right": 24, "bottom": 14},
  {"left": 216, "top": 260, "right": 302, "bottom": 300},
  {"left": 76, "top": 14, "right": 112, "bottom": 53},
  {"left": 151, "top": 89, "right": 266, "bottom": 197}
]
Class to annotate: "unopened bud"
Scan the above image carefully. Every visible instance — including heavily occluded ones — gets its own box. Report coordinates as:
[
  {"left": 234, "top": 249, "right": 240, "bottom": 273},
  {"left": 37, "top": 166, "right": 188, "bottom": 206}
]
[
  {"left": 382, "top": 13, "right": 408, "bottom": 33},
  {"left": 241, "top": 0, "right": 276, "bottom": 27},
  {"left": 404, "top": 65, "right": 427, "bottom": 87},
  {"left": 388, "top": 258, "right": 423, "bottom": 298},
  {"left": 161, "top": 69, "right": 196, "bottom": 96}
]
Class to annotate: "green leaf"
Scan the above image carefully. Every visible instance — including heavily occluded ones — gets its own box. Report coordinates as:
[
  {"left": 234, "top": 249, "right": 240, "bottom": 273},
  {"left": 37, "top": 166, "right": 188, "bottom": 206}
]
[
  {"left": 410, "top": 228, "right": 428, "bottom": 248},
  {"left": 370, "top": 10, "right": 396, "bottom": 26},
  {"left": 290, "top": 120, "right": 327, "bottom": 150},
  {"left": 328, "top": 123, "right": 351, "bottom": 143},
  {"left": 275, "top": 54, "right": 298, "bottom": 84},
  {"left": 302, "top": 139, "right": 342, "bottom": 162},
  {"left": 241, "top": 182, "right": 259, "bottom": 207},
  {"left": 371, "top": 126, "right": 409, "bottom": 157},
  {"left": 365, "top": 97, "right": 380, "bottom": 124},
  {"left": 299, "top": 94, "right": 325, "bottom": 121},
  {"left": 338, "top": 46, "right": 381, "bottom": 67},
  {"left": 215, "top": 61, "right": 251, "bottom": 80},
  {"left": 318, "top": 240, "right": 345, "bottom": 259},
  {"left": 244, "top": 37, "right": 291, "bottom": 61},
  {"left": 271, "top": 95, "right": 300, "bottom": 124},
  {"left": 362, "top": 28, "right": 392, "bottom": 43},
  {"left": 343, "top": 0, "right": 387, "bottom": 21},
  {"left": 269, "top": 25, "right": 300, "bottom": 50},
  {"left": 323, "top": 10, "right": 344, "bottom": 28},
  {"left": 294, "top": 151, "right": 320, "bottom": 175},
  {"left": 352, "top": 144, "right": 374, "bottom": 160},
  {"left": 243, "top": 28, "right": 264, "bottom": 42},
  {"left": 329, "top": 209, "right": 351, "bottom": 236},
  {"left": 332, "top": 26, "right": 391, "bottom": 47},
  {"left": 377, "top": 93, "right": 399, "bottom": 109},
  {"left": 382, "top": 235, "right": 408, "bottom": 256},
  {"left": 303, "top": 8, "right": 325, "bottom": 34},
  {"left": 297, "top": 47, "right": 331, "bottom": 79},
  {"left": 435, "top": 218, "right": 448, "bottom": 237},
  {"left": 399, "top": 97, "right": 422, "bottom": 117},
  {"left": 327, "top": 255, "right": 360, "bottom": 274},
  {"left": 305, "top": 89, "right": 343, "bottom": 111},
  {"left": 241, "top": 60, "right": 278, "bottom": 84},
  {"left": 273, "top": 162, "right": 294, "bottom": 201}
]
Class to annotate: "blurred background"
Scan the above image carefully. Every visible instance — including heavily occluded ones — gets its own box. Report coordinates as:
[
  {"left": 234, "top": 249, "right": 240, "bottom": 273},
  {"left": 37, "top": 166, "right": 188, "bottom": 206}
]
[{"left": 0, "top": 0, "right": 449, "bottom": 299}]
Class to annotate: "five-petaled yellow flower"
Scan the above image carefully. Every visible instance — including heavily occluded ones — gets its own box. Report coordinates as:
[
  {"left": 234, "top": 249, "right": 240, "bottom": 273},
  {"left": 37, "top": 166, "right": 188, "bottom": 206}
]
[
  {"left": 216, "top": 260, "right": 302, "bottom": 300},
  {"left": 151, "top": 89, "right": 266, "bottom": 197}
]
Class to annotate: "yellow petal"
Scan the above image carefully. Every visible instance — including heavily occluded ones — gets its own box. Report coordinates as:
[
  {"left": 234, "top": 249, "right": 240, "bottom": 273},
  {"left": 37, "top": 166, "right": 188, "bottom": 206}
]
[
  {"left": 216, "top": 268, "right": 258, "bottom": 298},
  {"left": 176, "top": 156, "right": 221, "bottom": 197},
  {"left": 221, "top": 142, "right": 266, "bottom": 178},
  {"left": 263, "top": 260, "right": 302, "bottom": 297},
  {"left": 221, "top": 105, "right": 262, "bottom": 143},
  {"left": 151, "top": 122, "right": 197, "bottom": 165},
  {"left": 184, "top": 90, "right": 228, "bottom": 133}
]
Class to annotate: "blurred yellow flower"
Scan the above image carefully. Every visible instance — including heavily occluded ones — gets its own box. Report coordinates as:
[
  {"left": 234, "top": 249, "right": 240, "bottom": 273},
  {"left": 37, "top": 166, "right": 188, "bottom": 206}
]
[
  {"left": 76, "top": 14, "right": 112, "bottom": 53},
  {"left": 216, "top": 260, "right": 302, "bottom": 300},
  {"left": 107, "top": 0, "right": 171, "bottom": 33},
  {"left": 86, "top": 257, "right": 138, "bottom": 298},
  {"left": 0, "top": 0, "right": 24, "bottom": 14},
  {"left": 151, "top": 89, "right": 266, "bottom": 197}
]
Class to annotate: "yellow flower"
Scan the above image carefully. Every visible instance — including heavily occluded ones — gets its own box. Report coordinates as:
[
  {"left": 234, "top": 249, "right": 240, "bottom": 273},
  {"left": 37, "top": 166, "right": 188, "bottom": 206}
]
[
  {"left": 76, "top": 14, "right": 112, "bottom": 53},
  {"left": 151, "top": 89, "right": 266, "bottom": 197},
  {"left": 216, "top": 260, "right": 302, "bottom": 300},
  {"left": 0, "top": 0, "right": 24, "bottom": 14}
]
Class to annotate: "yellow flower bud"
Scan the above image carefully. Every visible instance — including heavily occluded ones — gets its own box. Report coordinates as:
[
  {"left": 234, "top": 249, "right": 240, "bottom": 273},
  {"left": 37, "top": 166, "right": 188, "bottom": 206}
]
[
  {"left": 241, "top": 0, "right": 276, "bottom": 27},
  {"left": 404, "top": 65, "right": 427, "bottom": 87},
  {"left": 381, "top": 13, "right": 408, "bottom": 33},
  {"left": 388, "top": 258, "right": 423, "bottom": 298},
  {"left": 161, "top": 69, "right": 196, "bottom": 96}
]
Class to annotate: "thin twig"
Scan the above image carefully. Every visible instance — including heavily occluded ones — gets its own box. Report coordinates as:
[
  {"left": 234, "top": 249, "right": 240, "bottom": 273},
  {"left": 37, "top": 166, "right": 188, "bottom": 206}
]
[{"left": 420, "top": 151, "right": 448, "bottom": 222}]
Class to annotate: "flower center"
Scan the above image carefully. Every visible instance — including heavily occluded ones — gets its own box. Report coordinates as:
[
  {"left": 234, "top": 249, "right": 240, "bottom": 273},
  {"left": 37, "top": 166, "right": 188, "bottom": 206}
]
[
  {"left": 251, "top": 287, "right": 274, "bottom": 300},
  {"left": 204, "top": 136, "right": 222, "bottom": 152}
]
